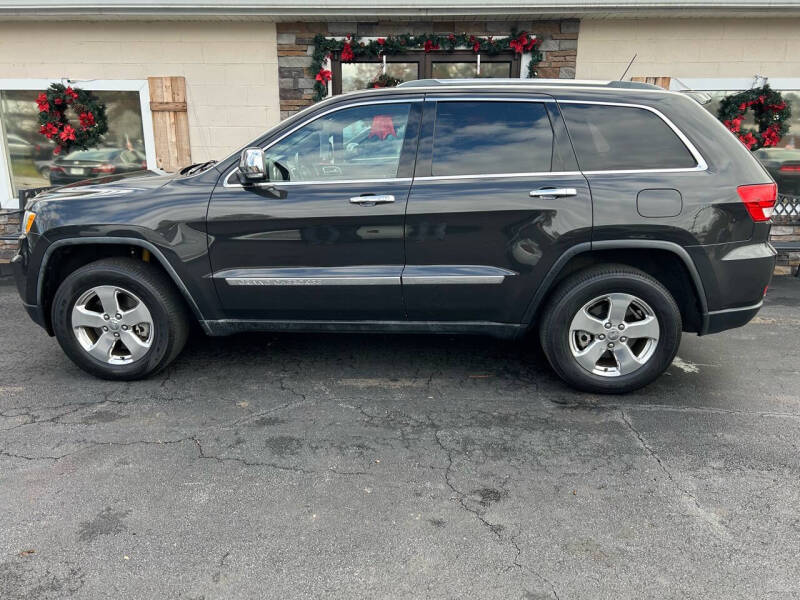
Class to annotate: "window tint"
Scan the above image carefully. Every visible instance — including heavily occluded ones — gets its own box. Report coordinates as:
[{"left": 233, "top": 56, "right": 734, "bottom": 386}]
[
  {"left": 264, "top": 103, "right": 411, "bottom": 182},
  {"left": 561, "top": 104, "right": 697, "bottom": 171},
  {"left": 432, "top": 102, "right": 553, "bottom": 176}
]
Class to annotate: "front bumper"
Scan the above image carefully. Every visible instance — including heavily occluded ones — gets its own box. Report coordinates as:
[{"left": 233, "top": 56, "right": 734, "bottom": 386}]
[{"left": 11, "top": 236, "right": 49, "bottom": 331}]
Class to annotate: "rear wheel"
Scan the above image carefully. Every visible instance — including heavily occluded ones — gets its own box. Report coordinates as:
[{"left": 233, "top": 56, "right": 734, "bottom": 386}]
[
  {"left": 539, "top": 265, "right": 681, "bottom": 394},
  {"left": 51, "top": 257, "right": 189, "bottom": 380}
]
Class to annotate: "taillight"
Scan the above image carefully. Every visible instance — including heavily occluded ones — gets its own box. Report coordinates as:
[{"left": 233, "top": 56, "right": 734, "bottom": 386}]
[
  {"left": 91, "top": 164, "right": 116, "bottom": 174},
  {"left": 50, "top": 165, "right": 64, "bottom": 173},
  {"left": 779, "top": 164, "right": 800, "bottom": 172},
  {"left": 140, "top": 161, "right": 147, "bottom": 169},
  {"left": 737, "top": 183, "right": 777, "bottom": 222}
]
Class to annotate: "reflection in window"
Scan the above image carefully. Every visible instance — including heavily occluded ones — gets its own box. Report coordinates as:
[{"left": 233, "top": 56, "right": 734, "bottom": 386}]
[
  {"left": 264, "top": 103, "right": 411, "bottom": 182},
  {"left": 700, "top": 90, "right": 800, "bottom": 197},
  {"left": 432, "top": 61, "right": 511, "bottom": 79},
  {"left": 561, "top": 104, "right": 696, "bottom": 171},
  {"left": 0, "top": 89, "right": 146, "bottom": 195},
  {"left": 341, "top": 63, "right": 419, "bottom": 93},
  {"left": 432, "top": 101, "right": 553, "bottom": 176}
]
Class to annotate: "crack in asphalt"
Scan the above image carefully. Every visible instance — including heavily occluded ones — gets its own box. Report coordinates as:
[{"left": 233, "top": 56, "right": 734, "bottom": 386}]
[
  {"left": 619, "top": 409, "right": 700, "bottom": 507},
  {"left": 431, "top": 424, "right": 559, "bottom": 599},
  {"left": 619, "top": 409, "right": 730, "bottom": 536}
]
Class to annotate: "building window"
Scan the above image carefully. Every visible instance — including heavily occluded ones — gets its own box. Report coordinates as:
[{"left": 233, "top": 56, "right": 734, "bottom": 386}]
[
  {"left": 332, "top": 50, "right": 521, "bottom": 95},
  {"left": 673, "top": 79, "right": 800, "bottom": 198},
  {"left": 0, "top": 80, "right": 156, "bottom": 209}
]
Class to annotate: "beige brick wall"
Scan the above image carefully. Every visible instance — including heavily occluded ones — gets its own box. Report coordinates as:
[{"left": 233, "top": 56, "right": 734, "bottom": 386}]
[
  {"left": 0, "top": 22, "right": 281, "bottom": 162},
  {"left": 576, "top": 18, "right": 800, "bottom": 80}
]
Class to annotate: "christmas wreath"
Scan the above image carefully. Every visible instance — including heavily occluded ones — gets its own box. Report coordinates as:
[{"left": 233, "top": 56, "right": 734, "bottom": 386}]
[
  {"left": 367, "top": 73, "right": 404, "bottom": 89},
  {"left": 312, "top": 30, "right": 542, "bottom": 102},
  {"left": 717, "top": 84, "right": 791, "bottom": 151},
  {"left": 36, "top": 83, "right": 108, "bottom": 155}
]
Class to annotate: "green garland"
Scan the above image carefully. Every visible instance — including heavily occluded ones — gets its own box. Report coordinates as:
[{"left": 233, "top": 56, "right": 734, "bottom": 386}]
[
  {"left": 311, "top": 30, "right": 544, "bottom": 102},
  {"left": 717, "top": 85, "right": 791, "bottom": 151}
]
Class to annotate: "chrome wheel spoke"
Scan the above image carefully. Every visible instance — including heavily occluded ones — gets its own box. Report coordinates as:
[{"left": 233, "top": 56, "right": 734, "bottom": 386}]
[
  {"left": 571, "top": 308, "right": 607, "bottom": 336},
  {"left": 94, "top": 286, "right": 120, "bottom": 316},
  {"left": 623, "top": 315, "right": 660, "bottom": 341},
  {"left": 120, "top": 330, "right": 150, "bottom": 361},
  {"left": 121, "top": 303, "right": 150, "bottom": 327},
  {"left": 606, "top": 293, "right": 632, "bottom": 324},
  {"left": 574, "top": 340, "right": 607, "bottom": 373},
  {"left": 87, "top": 331, "right": 117, "bottom": 361},
  {"left": 612, "top": 343, "right": 643, "bottom": 375},
  {"left": 71, "top": 306, "right": 106, "bottom": 329}
]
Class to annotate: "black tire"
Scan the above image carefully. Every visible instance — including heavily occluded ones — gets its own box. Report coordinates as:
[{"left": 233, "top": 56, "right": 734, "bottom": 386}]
[
  {"left": 51, "top": 257, "right": 189, "bottom": 380},
  {"left": 539, "top": 264, "right": 682, "bottom": 394}
]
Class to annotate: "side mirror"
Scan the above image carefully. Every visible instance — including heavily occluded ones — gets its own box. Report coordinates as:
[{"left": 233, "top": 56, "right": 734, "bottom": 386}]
[{"left": 239, "top": 147, "right": 268, "bottom": 183}]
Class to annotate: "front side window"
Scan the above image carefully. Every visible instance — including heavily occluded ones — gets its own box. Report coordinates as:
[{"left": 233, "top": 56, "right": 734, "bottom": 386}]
[
  {"left": 264, "top": 103, "right": 412, "bottom": 182},
  {"left": 432, "top": 101, "right": 553, "bottom": 176},
  {"left": 561, "top": 104, "right": 697, "bottom": 171}
]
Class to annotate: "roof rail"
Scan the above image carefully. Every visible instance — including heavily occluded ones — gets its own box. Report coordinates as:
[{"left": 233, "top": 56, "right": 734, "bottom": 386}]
[{"left": 397, "top": 78, "right": 661, "bottom": 90}]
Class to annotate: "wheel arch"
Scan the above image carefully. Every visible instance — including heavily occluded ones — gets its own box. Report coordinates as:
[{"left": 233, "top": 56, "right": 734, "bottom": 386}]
[
  {"left": 523, "top": 240, "right": 709, "bottom": 334},
  {"left": 38, "top": 237, "right": 205, "bottom": 334}
]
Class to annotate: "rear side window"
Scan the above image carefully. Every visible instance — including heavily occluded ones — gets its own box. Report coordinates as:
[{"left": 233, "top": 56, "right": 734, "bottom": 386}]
[
  {"left": 432, "top": 101, "right": 553, "bottom": 176},
  {"left": 561, "top": 104, "right": 697, "bottom": 171}
]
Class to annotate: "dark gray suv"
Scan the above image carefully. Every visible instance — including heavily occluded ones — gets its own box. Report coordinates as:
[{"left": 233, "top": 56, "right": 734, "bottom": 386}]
[{"left": 13, "top": 79, "right": 777, "bottom": 393}]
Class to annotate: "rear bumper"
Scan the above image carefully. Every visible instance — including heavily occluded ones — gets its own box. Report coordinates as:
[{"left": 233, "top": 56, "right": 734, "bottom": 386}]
[
  {"left": 703, "top": 300, "right": 763, "bottom": 335},
  {"left": 688, "top": 241, "right": 775, "bottom": 334}
]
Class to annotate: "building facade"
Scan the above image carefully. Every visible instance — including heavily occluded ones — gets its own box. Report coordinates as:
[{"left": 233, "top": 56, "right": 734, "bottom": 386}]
[{"left": 1, "top": 2, "right": 799, "bottom": 273}]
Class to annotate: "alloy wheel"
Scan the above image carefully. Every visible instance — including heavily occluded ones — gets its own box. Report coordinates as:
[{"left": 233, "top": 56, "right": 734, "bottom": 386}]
[
  {"left": 568, "top": 293, "right": 660, "bottom": 377},
  {"left": 70, "top": 285, "right": 154, "bottom": 365}
]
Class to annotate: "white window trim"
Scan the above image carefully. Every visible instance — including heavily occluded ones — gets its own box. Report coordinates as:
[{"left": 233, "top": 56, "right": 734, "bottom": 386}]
[
  {"left": 0, "top": 78, "right": 157, "bottom": 210},
  {"left": 670, "top": 77, "right": 800, "bottom": 92}
]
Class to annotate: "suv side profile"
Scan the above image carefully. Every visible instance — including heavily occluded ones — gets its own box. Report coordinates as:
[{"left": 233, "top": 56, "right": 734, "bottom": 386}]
[{"left": 12, "top": 79, "right": 777, "bottom": 393}]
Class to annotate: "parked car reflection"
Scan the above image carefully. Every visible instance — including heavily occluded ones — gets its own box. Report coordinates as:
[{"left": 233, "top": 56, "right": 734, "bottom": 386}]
[
  {"left": 7, "top": 133, "right": 34, "bottom": 158},
  {"left": 48, "top": 148, "right": 147, "bottom": 185},
  {"left": 753, "top": 147, "right": 800, "bottom": 196}
]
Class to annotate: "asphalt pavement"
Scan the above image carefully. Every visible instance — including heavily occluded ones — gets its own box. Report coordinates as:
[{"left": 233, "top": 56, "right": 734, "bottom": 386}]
[{"left": 1, "top": 276, "right": 799, "bottom": 599}]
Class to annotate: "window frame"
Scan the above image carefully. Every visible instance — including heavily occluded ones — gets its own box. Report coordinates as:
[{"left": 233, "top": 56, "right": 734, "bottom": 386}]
[
  {"left": 331, "top": 49, "right": 522, "bottom": 95},
  {"left": 0, "top": 78, "right": 157, "bottom": 209}
]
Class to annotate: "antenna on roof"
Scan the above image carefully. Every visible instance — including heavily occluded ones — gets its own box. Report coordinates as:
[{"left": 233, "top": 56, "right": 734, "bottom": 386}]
[{"left": 619, "top": 54, "right": 637, "bottom": 81}]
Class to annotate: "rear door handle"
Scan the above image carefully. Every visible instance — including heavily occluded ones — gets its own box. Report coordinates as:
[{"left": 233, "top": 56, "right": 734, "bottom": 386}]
[
  {"left": 350, "top": 194, "right": 395, "bottom": 204},
  {"left": 529, "top": 188, "right": 578, "bottom": 198}
]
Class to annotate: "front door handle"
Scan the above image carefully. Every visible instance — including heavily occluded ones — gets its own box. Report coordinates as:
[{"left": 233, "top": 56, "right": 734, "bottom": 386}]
[
  {"left": 350, "top": 194, "right": 395, "bottom": 204},
  {"left": 529, "top": 188, "right": 578, "bottom": 198}
]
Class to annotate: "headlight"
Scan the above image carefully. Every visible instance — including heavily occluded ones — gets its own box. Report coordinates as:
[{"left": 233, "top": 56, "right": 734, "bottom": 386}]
[{"left": 23, "top": 210, "right": 36, "bottom": 234}]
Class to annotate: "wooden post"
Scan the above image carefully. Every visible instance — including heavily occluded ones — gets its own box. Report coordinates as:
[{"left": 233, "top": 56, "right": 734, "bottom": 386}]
[
  {"left": 147, "top": 76, "right": 191, "bottom": 172},
  {"left": 631, "top": 76, "right": 672, "bottom": 90}
]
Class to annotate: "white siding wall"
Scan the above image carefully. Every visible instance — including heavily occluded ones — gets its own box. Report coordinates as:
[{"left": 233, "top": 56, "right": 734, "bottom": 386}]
[
  {"left": 576, "top": 18, "right": 800, "bottom": 80},
  {"left": 0, "top": 21, "right": 281, "bottom": 162}
]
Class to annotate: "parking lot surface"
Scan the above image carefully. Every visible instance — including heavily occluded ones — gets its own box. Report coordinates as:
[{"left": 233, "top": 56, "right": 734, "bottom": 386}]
[{"left": 1, "top": 276, "right": 799, "bottom": 599}]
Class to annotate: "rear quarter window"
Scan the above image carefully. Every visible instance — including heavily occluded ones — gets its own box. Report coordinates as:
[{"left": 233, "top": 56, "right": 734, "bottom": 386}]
[{"left": 561, "top": 103, "right": 697, "bottom": 171}]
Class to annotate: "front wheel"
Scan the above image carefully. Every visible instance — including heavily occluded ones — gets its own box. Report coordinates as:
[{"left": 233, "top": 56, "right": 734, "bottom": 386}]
[
  {"left": 539, "top": 265, "right": 682, "bottom": 394},
  {"left": 51, "top": 257, "right": 189, "bottom": 380}
]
